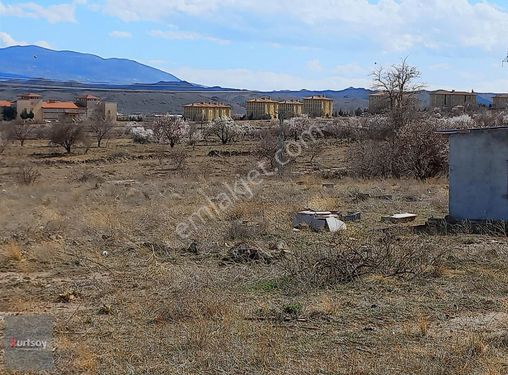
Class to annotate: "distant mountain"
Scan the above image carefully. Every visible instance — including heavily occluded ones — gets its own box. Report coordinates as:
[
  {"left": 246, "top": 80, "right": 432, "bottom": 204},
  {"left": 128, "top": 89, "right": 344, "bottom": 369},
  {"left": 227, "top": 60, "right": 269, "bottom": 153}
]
[{"left": 0, "top": 45, "right": 181, "bottom": 85}]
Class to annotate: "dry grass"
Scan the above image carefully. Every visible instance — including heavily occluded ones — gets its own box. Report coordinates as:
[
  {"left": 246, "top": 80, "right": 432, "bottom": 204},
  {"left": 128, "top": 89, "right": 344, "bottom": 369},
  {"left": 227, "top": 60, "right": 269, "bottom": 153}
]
[
  {"left": 0, "top": 136, "right": 507, "bottom": 374},
  {"left": 1, "top": 241, "right": 23, "bottom": 262}
]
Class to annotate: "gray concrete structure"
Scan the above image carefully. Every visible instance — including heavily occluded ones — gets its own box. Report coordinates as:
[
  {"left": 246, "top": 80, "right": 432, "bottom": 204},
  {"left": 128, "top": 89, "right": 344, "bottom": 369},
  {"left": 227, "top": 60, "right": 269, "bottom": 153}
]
[{"left": 439, "top": 127, "right": 508, "bottom": 221}]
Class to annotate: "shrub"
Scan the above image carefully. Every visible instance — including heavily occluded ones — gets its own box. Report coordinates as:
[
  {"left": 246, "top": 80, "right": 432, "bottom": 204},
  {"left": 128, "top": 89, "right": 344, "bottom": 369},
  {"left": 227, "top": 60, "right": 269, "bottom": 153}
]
[
  {"left": 349, "top": 117, "right": 448, "bottom": 179},
  {"left": 283, "top": 233, "right": 445, "bottom": 288},
  {"left": 15, "top": 164, "right": 41, "bottom": 185},
  {"left": 130, "top": 127, "right": 154, "bottom": 144},
  {"left": 48, "top": 122, "right": 86, "bottom": 153}
]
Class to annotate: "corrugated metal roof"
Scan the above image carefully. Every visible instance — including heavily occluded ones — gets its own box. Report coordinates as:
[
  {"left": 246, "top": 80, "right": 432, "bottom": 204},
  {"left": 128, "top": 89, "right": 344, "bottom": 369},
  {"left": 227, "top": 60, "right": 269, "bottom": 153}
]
[
  {"left": 436, "top": 126, "right": 508, "bottom": 135},
  {"left": 432, "top": 90, "right": 476, "bottom": 96}
]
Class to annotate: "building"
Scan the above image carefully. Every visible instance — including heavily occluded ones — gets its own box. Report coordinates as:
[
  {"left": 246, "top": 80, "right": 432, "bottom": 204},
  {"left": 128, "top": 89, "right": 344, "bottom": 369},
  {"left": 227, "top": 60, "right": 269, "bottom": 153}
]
[
  {"left": 246, "top": 97, "right": 278, "bottom": 120},
  {"left": 183, "top": 102, "right": 231, "bottom": 122},
  {"left": 16, "top": 93, "right": 43, "bottom": 122},
  {"left": 0, "top": 100, "right": 13, "bottom": 120},
  {"left": 76, "top": 95, "right": 117, "bottom": 122},
  {"left": 438, "top": 127, "right": 508, "bottom": 221},
  {"left": 278, "top": 100, "right": 303, "bottom": 118},
  {"left": 368, "top": 92, "right": 391, "bottom": 114},
  {"left": 369, "top": 91, "right": 421, "bottom": 114},
  {"left": 303, "top": 96, "right": 333, "bottom": 118},
  {"left": 430, "top": 90, "right": 477, "bottom": 110},
  {"left": 14, "top": 93, "right": 117, "bottom": 123},
  {"left": 493, "top": 94, "right": 508, "bottom": 110},
  {"left": 41, "top": 101, "right": 81, "bottom": 122}
]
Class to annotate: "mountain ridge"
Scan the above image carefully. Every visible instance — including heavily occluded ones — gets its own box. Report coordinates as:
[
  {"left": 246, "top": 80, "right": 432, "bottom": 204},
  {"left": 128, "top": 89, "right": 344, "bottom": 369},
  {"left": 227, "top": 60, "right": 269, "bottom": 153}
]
[{"left": 0, "top": 45, "right": 181, "bottom": 85}]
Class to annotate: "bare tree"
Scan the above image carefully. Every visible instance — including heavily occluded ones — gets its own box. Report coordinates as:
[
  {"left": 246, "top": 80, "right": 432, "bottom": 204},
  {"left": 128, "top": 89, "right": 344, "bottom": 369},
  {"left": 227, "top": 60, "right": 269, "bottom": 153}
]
[
  {"left": 371, "top": 58, "right": 424, "bottom": 130},
  {"left": 88, "top": 111, "right": 114, "bottom": 148},
  {"left": 48, "top": 120, "right": 86, "bottom": 153},
  {"left": 152, "top": 115, "right": 188, "bottom": 148},
  {"left": 8, "top": 120, "right": 35, "bottom": 146}
]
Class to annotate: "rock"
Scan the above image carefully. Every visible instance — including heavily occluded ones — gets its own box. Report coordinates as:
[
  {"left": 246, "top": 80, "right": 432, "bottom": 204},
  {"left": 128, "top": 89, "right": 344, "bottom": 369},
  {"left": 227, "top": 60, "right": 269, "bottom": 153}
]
[{"left": 226, "top": 242, "right": 277, "bottom": 263}]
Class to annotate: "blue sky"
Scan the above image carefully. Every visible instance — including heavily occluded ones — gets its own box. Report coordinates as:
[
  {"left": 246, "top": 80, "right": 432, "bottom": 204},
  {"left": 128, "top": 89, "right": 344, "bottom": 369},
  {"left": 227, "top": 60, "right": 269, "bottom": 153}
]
[{"left": 1, "top": 0, "right": 508, "bottom": 91}]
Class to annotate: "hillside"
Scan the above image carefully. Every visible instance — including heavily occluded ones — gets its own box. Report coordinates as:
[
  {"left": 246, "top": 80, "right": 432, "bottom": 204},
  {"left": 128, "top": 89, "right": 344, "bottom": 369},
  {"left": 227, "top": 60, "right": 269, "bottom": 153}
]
[{"left": 0, "top": 45, "right": 181, "bottom": 84}]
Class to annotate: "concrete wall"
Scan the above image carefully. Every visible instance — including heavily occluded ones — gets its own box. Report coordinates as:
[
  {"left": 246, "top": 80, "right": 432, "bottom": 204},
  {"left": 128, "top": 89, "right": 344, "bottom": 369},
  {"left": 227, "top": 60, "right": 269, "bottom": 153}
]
[
  {"left": 16, "top": 99, "right": 43, "bottom": 122},
  {"left": 449, "top": 128, "right": 508, "bottom": 221}
]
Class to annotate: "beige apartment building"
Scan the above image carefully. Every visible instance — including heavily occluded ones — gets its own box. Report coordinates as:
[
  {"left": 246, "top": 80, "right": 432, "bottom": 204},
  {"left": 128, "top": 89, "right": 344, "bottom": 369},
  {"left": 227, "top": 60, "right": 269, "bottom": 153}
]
[
  {"left": 430, "top": 90, "right": 477, "bottom": 109},
  {"left": 278, "top": 100, "right": 303, "bottom": 118},
  {"left": 368, "top": 92, "right": 391, "bottom": 114},
  {"left": 303, "top": 95, "right": 333, "bottom": 118},
  {"left": 493, "top": 94, "right": 508, "bottom": 110},
  {"left": 183, "top": 102, "right": 231, "bottom": 122},
  {"left": 246, "top": 97, "right": 279, "bottom": 120}
]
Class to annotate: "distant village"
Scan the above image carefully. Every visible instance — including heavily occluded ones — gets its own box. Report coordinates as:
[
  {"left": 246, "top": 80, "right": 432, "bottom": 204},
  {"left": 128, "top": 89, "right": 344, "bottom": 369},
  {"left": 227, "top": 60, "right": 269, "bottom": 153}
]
[{"left": 1, "top": 89, "right": 508, "bottom": 123}]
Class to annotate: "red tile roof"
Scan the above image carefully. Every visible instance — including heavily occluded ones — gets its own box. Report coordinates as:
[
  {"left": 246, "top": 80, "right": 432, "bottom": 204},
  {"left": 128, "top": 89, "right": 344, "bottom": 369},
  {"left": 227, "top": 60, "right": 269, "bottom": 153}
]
[
  {"left": 0, "top": 100, "right": 12, "bottom": 107},
  {"left": 42, "top": 101, "right": 79, "bottom": 110}
]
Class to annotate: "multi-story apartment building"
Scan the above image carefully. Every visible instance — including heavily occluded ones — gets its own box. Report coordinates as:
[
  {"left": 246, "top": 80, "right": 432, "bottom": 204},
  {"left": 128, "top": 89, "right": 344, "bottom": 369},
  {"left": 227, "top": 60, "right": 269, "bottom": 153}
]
[
  {"left": 278, "top": 100, "right": 303, "bottom": 118},
  {"left": 493, "top": 94, "right": 508, "bottom": 110},
  {"left": 246, "top": 97, "right": 278, "bottom": 120},
  {"left": 368, "top": 92, "right": 391, "bottom": 114},
  {"left": 430, "top": 90, "right": 477, "bottom": 110},
  {"left": 303, "top": 95, "right": 333, "bottom": 118},
  {"left": 183, "top": 102, "right": 231, "bottom": 122}
]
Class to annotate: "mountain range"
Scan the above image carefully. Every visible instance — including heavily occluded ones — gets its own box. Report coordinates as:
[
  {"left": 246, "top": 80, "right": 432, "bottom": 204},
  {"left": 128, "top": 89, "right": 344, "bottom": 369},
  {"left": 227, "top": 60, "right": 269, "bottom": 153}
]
[
  {"left": 0, "top": 45, "right": 496, "bottom": 113},
  {"left": 0, "top": 45, "right": 180, "bottom": 84}
]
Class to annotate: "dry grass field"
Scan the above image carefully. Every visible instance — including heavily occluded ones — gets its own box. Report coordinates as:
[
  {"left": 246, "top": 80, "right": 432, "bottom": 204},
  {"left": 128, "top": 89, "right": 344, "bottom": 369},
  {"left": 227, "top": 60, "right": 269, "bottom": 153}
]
[{"left": 1, "top": 133, "right": 508, "bottom": 374}]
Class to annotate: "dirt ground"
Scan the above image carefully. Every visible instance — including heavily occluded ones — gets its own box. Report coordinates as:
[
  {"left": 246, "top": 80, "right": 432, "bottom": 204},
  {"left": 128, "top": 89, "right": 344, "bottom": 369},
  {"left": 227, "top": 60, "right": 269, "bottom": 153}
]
[{"left": 1, "top": 135, "right": 508, "bottom": 375}]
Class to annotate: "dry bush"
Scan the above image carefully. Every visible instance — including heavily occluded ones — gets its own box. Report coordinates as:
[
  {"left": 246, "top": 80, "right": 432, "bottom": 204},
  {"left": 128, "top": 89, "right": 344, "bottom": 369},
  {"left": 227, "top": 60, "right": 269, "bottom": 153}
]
[
  {"left": 7, "top": 120, "right": 35, "bottom": 146},
  {"left": 349, "top": 118, "right": 448, "bottom": 179},
  {"left": 168, "top": 147, "right": 188, "bottom": 170},
  {"left": 284, "top": 233, "right": 446, "bottom": 288},
  {"left": 15, "top": 164, "right": 41, "bottom": 185},
  {"left": 48, "top": 122, "right": 87, "bottom": 153},
  {"left": 1, "top": 241, "right": 23, "bottom": 262},
  {"left": 255, "top": 127, "right": 278, "bottom": 168}
]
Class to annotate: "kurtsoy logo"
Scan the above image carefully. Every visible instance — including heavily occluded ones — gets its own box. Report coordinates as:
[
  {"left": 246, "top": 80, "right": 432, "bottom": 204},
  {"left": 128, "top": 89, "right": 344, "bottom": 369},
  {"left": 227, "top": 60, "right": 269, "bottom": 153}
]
[{"left": 9, "top": 337, "right": 48, "bottom": 350}]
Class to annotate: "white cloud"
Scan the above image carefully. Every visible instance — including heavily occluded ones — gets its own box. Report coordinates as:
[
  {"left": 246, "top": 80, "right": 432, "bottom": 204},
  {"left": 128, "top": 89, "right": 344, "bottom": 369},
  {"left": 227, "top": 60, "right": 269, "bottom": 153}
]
[
  {"left": 101, "top": 0, "right": 508, "bottom": 52},
  {"left": 149, "top": 30, "right": 230, "bottom": 45},
  {"left": 0, "top": 1, "right": 77, "bottom": 23},
  {"left": 171, "top": 66, "right": 371, "bottom": 91},
  {"left": 0, "top": 32, "right": 51, "bottom": 48},
  {"left": 109, "top": 31, "right": 132, "bottom": 38}
]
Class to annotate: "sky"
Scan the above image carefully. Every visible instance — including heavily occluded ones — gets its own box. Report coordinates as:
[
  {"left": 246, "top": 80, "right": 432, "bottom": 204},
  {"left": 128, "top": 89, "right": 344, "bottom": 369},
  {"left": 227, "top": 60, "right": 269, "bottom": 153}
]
[{"left": 1, "top": 0, "right": 508, "bottom": 91}]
